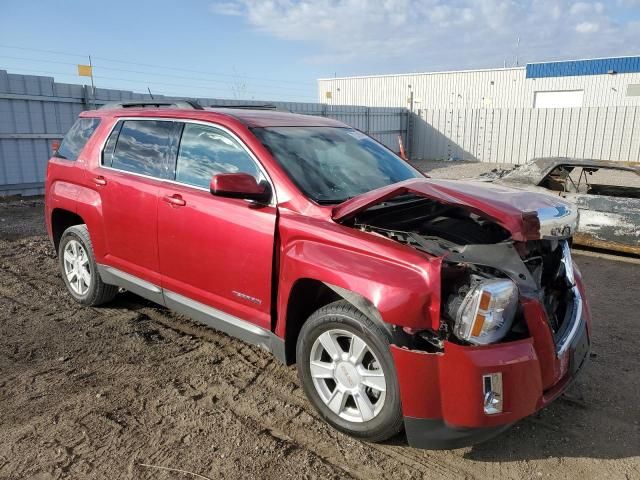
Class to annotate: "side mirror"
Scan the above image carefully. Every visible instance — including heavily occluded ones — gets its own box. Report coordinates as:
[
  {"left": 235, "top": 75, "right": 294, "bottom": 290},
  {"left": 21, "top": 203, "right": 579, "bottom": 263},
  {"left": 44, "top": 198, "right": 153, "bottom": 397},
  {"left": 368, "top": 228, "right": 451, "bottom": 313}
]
[{"left": 210, "top": 173, "right": 271, "bottom": 204}]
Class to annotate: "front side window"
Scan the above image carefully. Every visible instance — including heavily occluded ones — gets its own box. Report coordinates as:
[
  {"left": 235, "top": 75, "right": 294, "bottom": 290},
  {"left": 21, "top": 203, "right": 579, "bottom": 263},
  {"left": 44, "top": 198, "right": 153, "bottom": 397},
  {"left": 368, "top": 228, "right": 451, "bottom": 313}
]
[
  {"left": 175, "top": 123, "right": 263, "bottom": 189},
  {"left": 252, "top": 127, "right": 421, "bottom": 203},
  {"left": 111, "top": 120, "right": 177, "bottom": 177},
  {"left": 55, "top": 118, "right": 100, "bottom": 160}
]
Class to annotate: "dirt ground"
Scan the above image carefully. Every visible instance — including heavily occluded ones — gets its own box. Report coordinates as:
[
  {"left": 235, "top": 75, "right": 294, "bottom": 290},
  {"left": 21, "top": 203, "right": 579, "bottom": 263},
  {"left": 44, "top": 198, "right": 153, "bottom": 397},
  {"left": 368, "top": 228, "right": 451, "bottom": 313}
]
[{"left": 1, "top": 178, "right": 639, "bottom": 479}]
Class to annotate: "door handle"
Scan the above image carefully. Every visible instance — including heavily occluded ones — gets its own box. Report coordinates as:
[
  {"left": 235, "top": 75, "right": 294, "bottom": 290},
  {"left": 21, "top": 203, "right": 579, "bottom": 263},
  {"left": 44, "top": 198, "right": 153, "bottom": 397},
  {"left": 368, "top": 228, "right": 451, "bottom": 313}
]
[
  {"left": 163, "top": 194, "right": 186, "bottom": 207},
  {"left": 93, "top": 175, "right": 107, "bottom": 186}
]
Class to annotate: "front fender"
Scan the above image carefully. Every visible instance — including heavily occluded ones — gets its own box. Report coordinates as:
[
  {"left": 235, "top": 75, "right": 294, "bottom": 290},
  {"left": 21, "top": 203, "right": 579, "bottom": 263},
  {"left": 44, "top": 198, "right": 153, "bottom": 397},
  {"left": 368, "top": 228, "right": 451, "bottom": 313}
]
[{"left": 275, "top": 213, "right": 442, "bottom": 337}]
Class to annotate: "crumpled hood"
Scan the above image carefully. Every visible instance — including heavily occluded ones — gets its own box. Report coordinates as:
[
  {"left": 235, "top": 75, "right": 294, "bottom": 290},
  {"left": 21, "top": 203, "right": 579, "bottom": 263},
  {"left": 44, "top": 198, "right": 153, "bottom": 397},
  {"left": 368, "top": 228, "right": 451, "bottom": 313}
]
[{"left": 332, "top": 178, "right": 578, "bottom": 242}]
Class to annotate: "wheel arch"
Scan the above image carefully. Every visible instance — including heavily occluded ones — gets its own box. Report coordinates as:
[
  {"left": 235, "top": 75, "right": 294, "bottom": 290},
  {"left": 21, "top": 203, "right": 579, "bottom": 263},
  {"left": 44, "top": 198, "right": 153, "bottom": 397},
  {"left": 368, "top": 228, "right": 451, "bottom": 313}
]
[
  {"left": 51, "top": 208, "right": 85, "bottom": 252},
  {"left": 281, "top": 278, "right": 388, "bottom": 365}
]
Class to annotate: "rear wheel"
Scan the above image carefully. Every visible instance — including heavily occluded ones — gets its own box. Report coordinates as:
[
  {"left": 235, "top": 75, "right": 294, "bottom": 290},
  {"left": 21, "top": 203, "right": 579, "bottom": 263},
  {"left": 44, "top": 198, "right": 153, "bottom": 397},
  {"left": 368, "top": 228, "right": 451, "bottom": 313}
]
[
  {"left": 59, "top": 225, "right": 118, "bottom": 306},
  {"left": 296, "top": 300, "right": 403, "bottom": 442}
]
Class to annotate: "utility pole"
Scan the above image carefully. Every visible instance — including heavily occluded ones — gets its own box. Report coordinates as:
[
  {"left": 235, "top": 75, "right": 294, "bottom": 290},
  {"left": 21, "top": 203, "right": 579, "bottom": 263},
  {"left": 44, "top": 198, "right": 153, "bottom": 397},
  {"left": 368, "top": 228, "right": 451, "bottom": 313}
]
[
  {"left": 77, "top": 56, "right": 96, "bottom": 109},
  {"left": 407, "top": 85, "right": 414, "bottom": 160},
  {"left": 88, "top": 55, "right": 95, "bottom": 108}
]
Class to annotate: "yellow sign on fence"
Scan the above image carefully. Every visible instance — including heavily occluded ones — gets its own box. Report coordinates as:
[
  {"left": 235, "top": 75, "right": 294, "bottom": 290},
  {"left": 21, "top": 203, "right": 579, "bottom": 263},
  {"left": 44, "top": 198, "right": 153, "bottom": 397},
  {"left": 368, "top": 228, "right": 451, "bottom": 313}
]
[{"left": 77, "top": 64, "right": 93, "bottom": 77}]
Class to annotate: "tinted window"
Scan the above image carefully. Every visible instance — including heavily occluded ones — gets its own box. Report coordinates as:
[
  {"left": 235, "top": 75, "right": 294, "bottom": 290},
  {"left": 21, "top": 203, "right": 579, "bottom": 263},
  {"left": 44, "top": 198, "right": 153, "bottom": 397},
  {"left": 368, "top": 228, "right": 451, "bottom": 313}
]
[
  {"left": 252, "top": 127, "right": 421, "bottom": 203},
  {"left": 101, "top": 121, "right": 122, "bottom": 167},
  {"left": 111, "top": 120, "right": 176, "bottom": 177},
  {"left": 176, "top": 123, "right": 263, "bottom": 189},
  {"left": 56, "top": 118, "right": 100, "bottom": 160}
]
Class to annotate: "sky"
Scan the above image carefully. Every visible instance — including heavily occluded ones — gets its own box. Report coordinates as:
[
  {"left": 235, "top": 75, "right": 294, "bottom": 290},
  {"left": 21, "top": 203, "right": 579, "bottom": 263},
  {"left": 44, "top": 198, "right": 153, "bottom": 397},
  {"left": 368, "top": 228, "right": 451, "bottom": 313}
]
[{"left": 1, "top": 0, "right": 639, "bottom": 102}]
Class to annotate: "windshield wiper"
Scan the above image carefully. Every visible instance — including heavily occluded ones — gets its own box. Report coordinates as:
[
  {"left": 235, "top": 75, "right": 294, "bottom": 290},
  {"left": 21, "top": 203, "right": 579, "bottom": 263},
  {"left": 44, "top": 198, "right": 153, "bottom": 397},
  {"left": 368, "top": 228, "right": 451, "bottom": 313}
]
[
  {"left": 383, "top": 193, "right": 422, "bottom": 204},
  {"left": 317, "top": 192, "right": 422, "bottom": 206},
  {"left": 316, "top": 197, "right": 352, "bottom": 205}
]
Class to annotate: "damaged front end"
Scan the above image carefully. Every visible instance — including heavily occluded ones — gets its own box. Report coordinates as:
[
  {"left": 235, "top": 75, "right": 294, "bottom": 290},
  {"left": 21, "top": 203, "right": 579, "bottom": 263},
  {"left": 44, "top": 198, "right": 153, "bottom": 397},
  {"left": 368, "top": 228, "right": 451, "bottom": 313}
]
[
  {"left": 348, "top": 185, "right": 580, "bottom": 350},
  {"left": 335, "top": 178, "right": 590, "bottom": 448}
]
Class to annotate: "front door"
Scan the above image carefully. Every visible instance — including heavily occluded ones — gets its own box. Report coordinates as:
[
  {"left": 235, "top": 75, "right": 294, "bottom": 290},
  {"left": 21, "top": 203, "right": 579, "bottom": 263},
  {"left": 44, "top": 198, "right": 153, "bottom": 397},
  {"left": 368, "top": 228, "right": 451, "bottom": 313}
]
[{"left": 157, "top": 122, "right": 277, "bottom": 329}]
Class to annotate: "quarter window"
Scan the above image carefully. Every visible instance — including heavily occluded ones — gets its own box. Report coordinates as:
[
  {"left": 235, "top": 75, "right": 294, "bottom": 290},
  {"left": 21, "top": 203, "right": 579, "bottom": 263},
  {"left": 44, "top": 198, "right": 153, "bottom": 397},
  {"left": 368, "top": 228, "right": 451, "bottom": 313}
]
[
  {"left": 55, "top": 118, "right": 100, "bottom": 161},
  {"left": 175, "top": 123, "right": 263, "bottom": 189},
  {"left": 102, "top": 121, "right": 122, "bottom": 167},
  {"left": 111, "top": 120, "right": 177, "bottom": 177}
]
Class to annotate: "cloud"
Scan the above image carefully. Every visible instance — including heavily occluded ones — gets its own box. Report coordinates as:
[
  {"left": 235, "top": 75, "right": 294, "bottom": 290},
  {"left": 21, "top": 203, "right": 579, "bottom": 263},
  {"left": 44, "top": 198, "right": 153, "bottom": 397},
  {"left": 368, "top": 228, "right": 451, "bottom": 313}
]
[
  {"left": 575, "top": 21, "right": 600, "bottom": 33},
  {"left": 210, "top": 1, "right": 244, "bottom": 16},
  {"left": 570, "top": 2, "right": 604, "bottom": 15},
  {"left": 210, "top": 1, "right": 639, "bottom": 70}
]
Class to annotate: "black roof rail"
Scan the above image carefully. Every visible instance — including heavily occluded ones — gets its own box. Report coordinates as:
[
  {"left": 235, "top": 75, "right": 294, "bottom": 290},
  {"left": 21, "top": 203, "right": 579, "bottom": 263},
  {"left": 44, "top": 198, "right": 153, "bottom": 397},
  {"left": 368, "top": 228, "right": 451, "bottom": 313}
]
[
  {"left": 207, "top": 103, "right": 280, "bottom": 110},
  {"left": 100, "top": 100, "right": 204, "bottom": 110}
]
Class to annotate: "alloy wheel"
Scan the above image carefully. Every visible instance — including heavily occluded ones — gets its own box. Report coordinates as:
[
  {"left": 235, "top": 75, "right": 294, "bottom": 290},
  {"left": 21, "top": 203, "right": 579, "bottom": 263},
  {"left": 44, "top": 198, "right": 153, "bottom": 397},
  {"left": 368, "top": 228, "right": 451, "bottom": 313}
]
[
  {"left": 309, "top": 328, "right": 386, "bottom": 423},
  {"left": 63, "top": 239, "right": 91, "bottom": 296}
]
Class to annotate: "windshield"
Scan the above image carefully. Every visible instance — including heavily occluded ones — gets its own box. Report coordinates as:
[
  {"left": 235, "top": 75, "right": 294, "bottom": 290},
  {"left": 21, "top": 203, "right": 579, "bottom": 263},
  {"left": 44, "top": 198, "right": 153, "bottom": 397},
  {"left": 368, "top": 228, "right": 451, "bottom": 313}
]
[{"left": 251, "top": 127, "right": 422, "bottom": 203}]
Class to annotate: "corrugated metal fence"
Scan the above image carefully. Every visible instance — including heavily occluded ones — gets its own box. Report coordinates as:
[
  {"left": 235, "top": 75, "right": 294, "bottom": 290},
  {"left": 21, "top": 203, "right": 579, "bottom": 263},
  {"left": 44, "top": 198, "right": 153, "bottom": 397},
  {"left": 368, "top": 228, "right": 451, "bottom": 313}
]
[
  {"left": 0, "top": 70, "right": 407, "bottom": 195},
  {"left": 412, "top": 106, "right": 640, "bottom": 164}
]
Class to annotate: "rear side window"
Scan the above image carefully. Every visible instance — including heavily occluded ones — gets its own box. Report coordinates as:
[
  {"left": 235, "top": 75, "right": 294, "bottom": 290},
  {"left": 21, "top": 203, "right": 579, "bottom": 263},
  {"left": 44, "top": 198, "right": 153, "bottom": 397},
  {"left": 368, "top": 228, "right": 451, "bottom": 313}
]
[
  {"left": 175, "top": 123, "right": 263, "bottom": 189},
  {"left": 55, "top": 118, "right": 100, "bottom": 160},
  {"left": 110, "top": 120, "right": 177, "bottom": 178}
]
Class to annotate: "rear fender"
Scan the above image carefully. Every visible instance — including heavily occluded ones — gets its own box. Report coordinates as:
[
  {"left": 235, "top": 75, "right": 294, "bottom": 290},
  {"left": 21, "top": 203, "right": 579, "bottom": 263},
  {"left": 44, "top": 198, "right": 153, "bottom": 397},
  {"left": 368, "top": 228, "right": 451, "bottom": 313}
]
[
  {"left": 46, "top": 180, "right": 80, "bottom": 238},
  {"left": 75, "top": 187, "right": 108, "bottom": 262}
]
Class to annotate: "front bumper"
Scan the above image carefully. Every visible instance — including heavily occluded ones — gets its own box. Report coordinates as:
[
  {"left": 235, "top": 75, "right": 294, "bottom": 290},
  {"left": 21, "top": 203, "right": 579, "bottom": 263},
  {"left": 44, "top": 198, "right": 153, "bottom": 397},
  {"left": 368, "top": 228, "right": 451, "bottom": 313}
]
[{"left": 391, "top": 273, "right": 591, "bottom": 449}]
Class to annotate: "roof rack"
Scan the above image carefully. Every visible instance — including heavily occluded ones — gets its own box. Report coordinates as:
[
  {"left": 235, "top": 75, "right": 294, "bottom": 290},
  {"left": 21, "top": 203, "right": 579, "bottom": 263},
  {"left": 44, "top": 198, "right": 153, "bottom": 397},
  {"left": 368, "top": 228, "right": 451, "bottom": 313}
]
[
  {"left": 207, "top": 104, "right": 279, "bottom": 110},
  {"left": 99, "top": 100, "right": 204, "bottom": 110}
]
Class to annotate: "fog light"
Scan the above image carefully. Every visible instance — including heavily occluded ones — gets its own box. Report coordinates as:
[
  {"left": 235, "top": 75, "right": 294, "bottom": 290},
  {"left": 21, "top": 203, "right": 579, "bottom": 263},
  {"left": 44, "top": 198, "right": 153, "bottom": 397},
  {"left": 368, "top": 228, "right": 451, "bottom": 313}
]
[{"left": 483, "top": 373, "right": 503, "bottom": 414}]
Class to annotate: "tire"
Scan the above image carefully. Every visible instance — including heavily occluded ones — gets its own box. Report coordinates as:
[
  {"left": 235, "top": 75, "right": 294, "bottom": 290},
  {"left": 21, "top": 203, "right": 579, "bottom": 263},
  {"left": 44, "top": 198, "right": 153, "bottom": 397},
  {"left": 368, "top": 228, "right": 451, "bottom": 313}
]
[
  {"left": 296, "top": 300, "right": 403, "bottom": 443},
  {"left": 58, "top": 225, "right": 118, "bottom": 306}
]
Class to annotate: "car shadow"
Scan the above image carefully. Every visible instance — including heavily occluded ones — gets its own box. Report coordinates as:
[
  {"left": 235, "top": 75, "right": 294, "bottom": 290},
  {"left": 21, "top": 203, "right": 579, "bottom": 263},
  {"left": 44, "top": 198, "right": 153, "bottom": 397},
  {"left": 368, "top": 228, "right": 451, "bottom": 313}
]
[
  {"left": 380, "top": 378, "right": 638, "bottom": 461},
  {"left": 462, "top": 391, "right": 639, "bottom": 462}
]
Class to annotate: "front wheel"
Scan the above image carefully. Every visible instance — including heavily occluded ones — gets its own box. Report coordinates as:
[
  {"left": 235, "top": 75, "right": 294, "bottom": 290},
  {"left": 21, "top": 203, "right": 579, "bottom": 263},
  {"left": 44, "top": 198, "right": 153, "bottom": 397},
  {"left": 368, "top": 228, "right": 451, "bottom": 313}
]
[{"left": 296, "top": 300, "right": 403, "bottom": 442}]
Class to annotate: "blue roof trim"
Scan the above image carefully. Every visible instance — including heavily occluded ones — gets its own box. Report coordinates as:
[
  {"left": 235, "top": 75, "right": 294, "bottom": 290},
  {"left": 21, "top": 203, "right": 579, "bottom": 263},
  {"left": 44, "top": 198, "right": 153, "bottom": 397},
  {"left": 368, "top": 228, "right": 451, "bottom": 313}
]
[{"left": 526, "top": 57, "right": 640, "bottom": 78}]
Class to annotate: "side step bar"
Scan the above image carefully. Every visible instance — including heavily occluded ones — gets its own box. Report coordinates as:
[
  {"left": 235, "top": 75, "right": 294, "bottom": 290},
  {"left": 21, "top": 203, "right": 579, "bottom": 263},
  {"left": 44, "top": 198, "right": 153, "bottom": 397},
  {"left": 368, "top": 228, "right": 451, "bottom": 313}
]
[
  {"left": 98, "top": 265, "right": 165, "bottom": 305},
  {"left": 97, "top": 265, "right": 286, "bottom": 362}
]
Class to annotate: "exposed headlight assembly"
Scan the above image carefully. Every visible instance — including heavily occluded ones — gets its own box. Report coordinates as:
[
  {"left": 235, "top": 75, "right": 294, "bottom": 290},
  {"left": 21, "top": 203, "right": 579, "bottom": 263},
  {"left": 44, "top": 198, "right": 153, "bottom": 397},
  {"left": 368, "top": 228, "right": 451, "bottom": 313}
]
[{"left": 447, "top": 277, "right": 518, "bottom": 345}]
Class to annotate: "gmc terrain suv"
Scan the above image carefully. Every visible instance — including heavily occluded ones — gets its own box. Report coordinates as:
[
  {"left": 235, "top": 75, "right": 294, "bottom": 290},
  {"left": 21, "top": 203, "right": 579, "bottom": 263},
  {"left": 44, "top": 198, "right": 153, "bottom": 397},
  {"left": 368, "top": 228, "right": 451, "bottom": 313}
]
[{"left": 45, "top": 100, "right": 591, "bottom": 448}]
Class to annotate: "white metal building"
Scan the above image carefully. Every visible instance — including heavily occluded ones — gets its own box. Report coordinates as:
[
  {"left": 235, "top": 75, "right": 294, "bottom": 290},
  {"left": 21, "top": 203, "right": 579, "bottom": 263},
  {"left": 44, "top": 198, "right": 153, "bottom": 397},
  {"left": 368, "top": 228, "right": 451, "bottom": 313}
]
[
  {"left": 318, "top": 57, "right": 640, "bottom": 109},
  {"left": 318, "top": 57, "right": 640, "bottom": 163}
]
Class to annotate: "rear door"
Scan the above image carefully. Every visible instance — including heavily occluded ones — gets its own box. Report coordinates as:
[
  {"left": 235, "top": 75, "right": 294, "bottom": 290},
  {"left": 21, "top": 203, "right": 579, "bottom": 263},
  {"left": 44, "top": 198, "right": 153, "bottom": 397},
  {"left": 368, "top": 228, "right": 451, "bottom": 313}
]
[
  {"left": 91, "top": 119, "right": 180, "bottom": 285},
  {"left": 157, "top": 122, "right": 277, "bottom": 330}
]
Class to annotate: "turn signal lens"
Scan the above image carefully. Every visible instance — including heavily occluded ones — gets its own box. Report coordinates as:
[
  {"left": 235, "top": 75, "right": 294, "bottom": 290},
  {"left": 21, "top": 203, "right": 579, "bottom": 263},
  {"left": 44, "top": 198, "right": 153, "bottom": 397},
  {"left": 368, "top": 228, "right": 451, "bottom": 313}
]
[
  {"left": 479, "top": 291, "right": 491, "bottom": 310},
  {"left": 471, "top": 313, "right": 486, "bottom": 337}
]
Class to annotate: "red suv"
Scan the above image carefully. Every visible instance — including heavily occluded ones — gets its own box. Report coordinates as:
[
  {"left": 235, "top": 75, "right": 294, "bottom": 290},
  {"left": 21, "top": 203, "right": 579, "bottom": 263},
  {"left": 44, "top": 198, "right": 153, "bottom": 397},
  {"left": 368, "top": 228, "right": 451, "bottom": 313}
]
[{"left": 45, "top": 101, "right": 591, "bottom": 448}]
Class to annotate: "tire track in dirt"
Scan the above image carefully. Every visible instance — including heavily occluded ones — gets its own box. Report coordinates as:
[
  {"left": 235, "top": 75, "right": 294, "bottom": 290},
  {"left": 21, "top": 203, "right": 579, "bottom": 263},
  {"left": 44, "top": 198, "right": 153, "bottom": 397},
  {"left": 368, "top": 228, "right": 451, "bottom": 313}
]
[
  {"left": 0, "top": 238, "right": 349, "bottom": 479},
  {"left": 137, "top": 297, "right": 474, "bottom": 480},
  {"left": 0, "top": 236, "right": 469, "bottom": 479},
  {"left": 2, "top": 227, "right": 639, "bottom": 480}
]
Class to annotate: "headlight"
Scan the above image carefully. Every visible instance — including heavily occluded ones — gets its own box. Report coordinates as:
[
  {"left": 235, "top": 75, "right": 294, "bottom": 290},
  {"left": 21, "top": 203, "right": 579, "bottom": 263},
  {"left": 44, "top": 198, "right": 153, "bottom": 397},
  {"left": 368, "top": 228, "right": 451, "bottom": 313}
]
[{"left": 448, "top": 278, "right": 518, "bottom": 345}]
